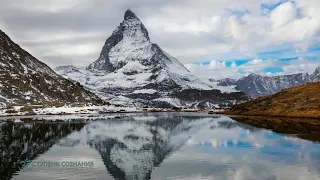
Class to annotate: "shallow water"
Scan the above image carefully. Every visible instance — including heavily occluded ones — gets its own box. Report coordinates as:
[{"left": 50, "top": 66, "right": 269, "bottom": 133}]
[{"left": 0, "top": 113, "right": 319, "bottom": 180}]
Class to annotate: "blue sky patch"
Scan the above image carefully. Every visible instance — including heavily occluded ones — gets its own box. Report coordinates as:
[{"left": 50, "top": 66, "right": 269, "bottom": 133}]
[
  {"left": 235, "top": 60, "right": 251, "bottom": 66},
  {"left": 225, "top": 9, "right": 251, "bottom": 18},
  {"left": 264, "top": 67, "right": 284, "bottom": 73},
  {"left": 260, "top": 1, "right": 286, "bottom": 12},
  {"left": 238, "top": 69, "right": 248, "bottom": 74}
]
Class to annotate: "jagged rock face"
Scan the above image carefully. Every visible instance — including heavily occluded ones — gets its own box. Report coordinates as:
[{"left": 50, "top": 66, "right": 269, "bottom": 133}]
[
  {"left": 236, "top": 73, "right": 310, "bottom": 98},
  {"left": 311, "top": 67, "right": 320, "bottom": 82},
  {"left": 56, "top": 10, "right": 249, "bottom": 108},
  {"left": 88, "top": 9, "right": 151, "bottom": 72},
  {"left": 0, "top": 30, "right": 103, "bottom": 105}
]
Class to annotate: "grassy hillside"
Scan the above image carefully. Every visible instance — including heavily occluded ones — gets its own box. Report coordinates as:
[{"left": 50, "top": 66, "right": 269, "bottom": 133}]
[{"left": 225, "top": 82, "right": 320, "bottom": 118}]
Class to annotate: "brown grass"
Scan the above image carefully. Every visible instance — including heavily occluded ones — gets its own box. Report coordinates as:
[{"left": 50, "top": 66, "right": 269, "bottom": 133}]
[
  {"left": 19, "top": 106, "right": 35, "bottom": 112},
  {"left": 225, "top": 82, "right": 320, "bottom": 118}
]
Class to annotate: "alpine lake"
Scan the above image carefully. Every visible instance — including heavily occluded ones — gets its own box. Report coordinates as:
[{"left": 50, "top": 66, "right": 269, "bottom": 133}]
[{"left": 0, "top": 112, "right": 319, "bottom": 180}]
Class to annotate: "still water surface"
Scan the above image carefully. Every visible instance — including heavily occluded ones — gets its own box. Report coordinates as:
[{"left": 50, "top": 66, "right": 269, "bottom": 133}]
[{"left": 0, "top": 113, "right": 319, "bottom": 180}]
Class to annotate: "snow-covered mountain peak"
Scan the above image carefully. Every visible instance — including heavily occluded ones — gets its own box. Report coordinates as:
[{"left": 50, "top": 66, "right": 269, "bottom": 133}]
[
  {"left": 87, "top": 9, "right": 153, "bottom": 72},
  {"left": 122, "top": 10, "right": 150, "bottom": 41},
  {"left": 311, "top": 66, "right": 320, "bottom": 82},
  {"left": 86, "top": 9, "right": 208, "bottom": 90},
  {"left": 124, "top": 9, "right": 140, "bottom": 20},
  {"left": 56, "top": 10, "right": 249, "bottom": 108}
]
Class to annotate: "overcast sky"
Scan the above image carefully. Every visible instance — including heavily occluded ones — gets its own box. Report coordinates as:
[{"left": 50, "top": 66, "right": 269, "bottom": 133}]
[{"left": 1, "top": 0, "right": 320, "bottom": 79}]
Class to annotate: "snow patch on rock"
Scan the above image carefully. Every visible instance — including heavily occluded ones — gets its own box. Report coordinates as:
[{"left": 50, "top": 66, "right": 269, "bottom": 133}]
[{"left": 132, "top": 89, "right": 157, "bottom": 94}]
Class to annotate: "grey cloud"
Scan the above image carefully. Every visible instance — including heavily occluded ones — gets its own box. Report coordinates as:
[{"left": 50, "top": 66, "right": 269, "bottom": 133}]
[
  {"left": 0, "top": 0, "right": 182, "bottom": 68},
  {"left": 42, "top": 54, "right": 98, "bottom": 67},
  {"left": 0, "top": 7, "right": 119, "bottom": 33},
  {"left": 0, "top": 0, "right": 319, "bottom": 79},
  {"left": 22, "top": 35, "right": 107, "bottom": 47}
]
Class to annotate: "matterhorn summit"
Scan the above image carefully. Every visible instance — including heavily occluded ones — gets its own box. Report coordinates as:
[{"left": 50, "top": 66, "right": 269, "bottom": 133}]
[
  {"left": 86, "top": 9, "right": 202, "bottom": 90},
  {"left": 56, "top": 9, "right": 248, "bottom": 108}
]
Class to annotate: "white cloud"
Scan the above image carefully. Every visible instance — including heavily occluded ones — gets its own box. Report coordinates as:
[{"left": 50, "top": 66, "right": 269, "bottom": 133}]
[
  {"left": 209, "top": 60, "right": 227, "bottom": 69},
  {"left": 231, "top": 61, "right": 237, "bottom": 68},
  {"left": 185, "top": 57, "right": 320, "bottom": 80},
  {"left": 151, "top": 0, "right": 320, "bottom": 58},
  {"left": 0, "top": 0, "right": 319, "bottom": 77},
  {"left": 9, "top": 0, "right": 87, "bottom": 13},
  {"left": 270, "top": 1, "right": 297, "bottom": 28},
  {"left": 247, "top": 59, "right": 264, "bottom": 65},
  {"left": 164, "top": 16, "right": 223, "bottom": 34},
  {"left": 281, "top": 57, "right": 319, "bottom": 74}
]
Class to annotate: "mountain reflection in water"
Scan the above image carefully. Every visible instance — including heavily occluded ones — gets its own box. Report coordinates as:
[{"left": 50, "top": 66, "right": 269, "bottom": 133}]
[
  {"left": 0, "top": 122, "right": 85, "bottom": 179},
  {"left": 0, "top": 113, "right": 319, "bottom": 180}
]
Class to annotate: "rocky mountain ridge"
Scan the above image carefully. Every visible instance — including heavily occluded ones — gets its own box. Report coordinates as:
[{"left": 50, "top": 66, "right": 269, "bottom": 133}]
[
  {"left": 0, "top": 29, "right": 103, "bottom": 106},
  {"left": 213, "top": 67, "right": 320, "bottom": 98}
]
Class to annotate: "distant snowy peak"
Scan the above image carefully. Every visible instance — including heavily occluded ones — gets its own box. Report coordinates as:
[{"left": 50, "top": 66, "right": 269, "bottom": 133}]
[
  {"left": 55, "top": 65, "right": 80, "bottom": 75},
  {"left": 214, "top": 67, "right": 320, "bottom": 99},
  {"left": 217, "top": 78, "right": 237, "bottom": 86},
  {"left": 311, "top": 66, "right": 320, "bottom": 82}
]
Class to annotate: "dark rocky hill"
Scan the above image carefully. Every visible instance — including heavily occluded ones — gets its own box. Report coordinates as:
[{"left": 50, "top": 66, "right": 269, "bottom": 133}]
[{"left": 0, "top": 30, "right": 103, "bottom": 106}]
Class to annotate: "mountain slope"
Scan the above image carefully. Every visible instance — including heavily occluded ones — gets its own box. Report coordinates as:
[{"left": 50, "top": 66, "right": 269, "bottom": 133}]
[
  {"left": 225, "top": 82, "right": 320, "bottom": 118},
  {"left": 56, "top": 9, "right": 248, "bottom": 108},
  {"left": 0, "top": 30, "right": 103, "bottom": 106},
  {"left": 236, "top": 72, "right": 310, "bottom": 98}
]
